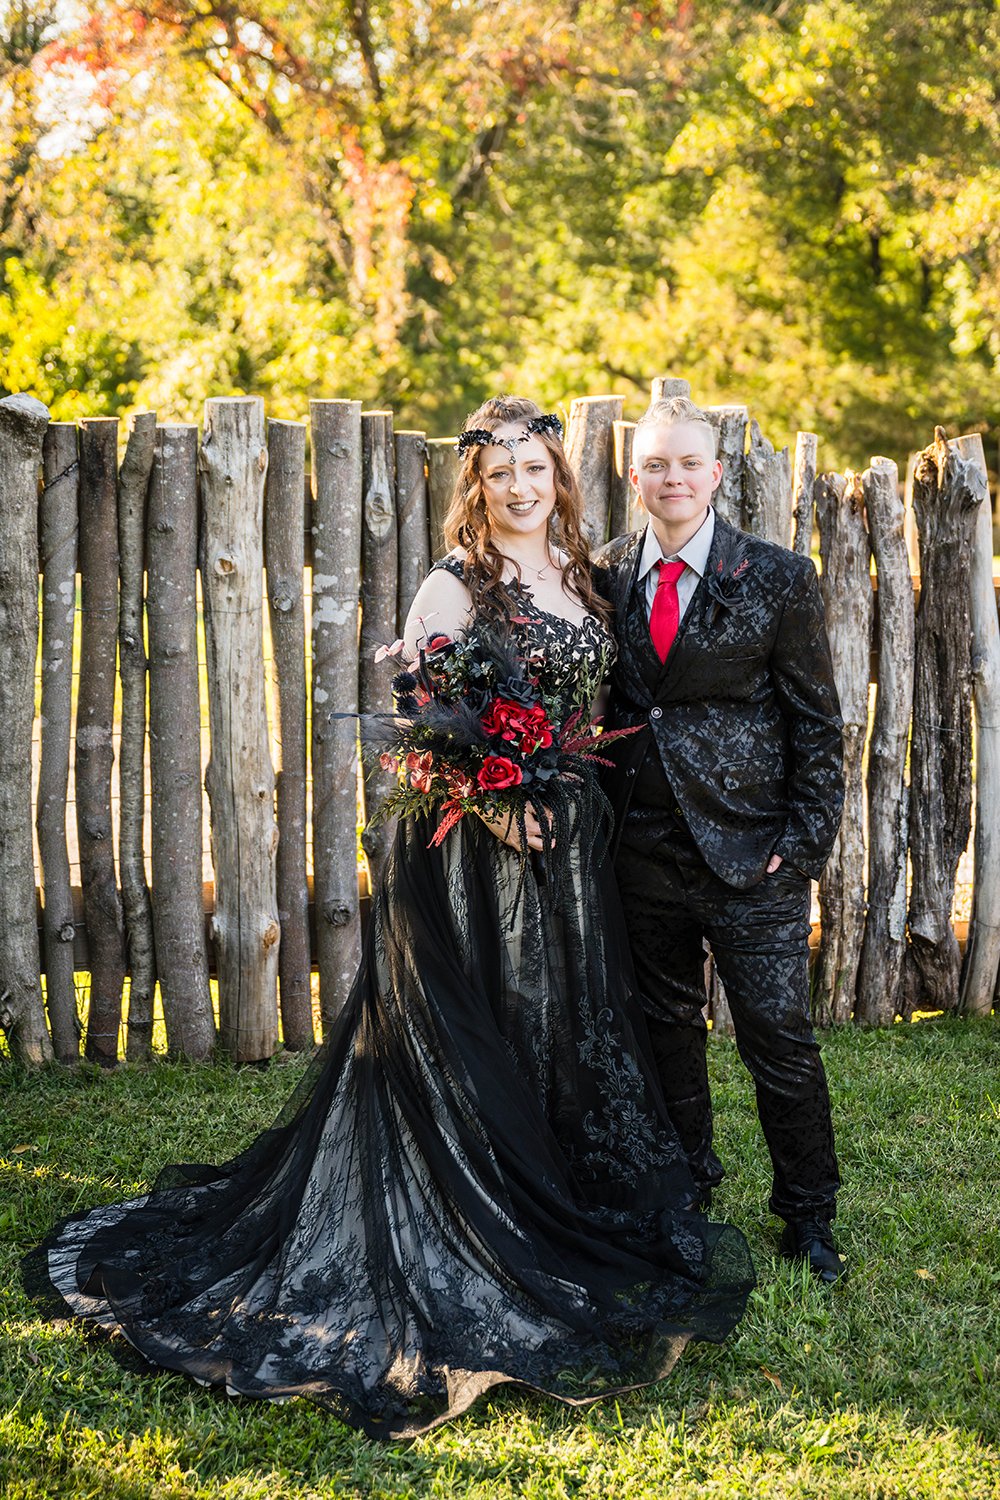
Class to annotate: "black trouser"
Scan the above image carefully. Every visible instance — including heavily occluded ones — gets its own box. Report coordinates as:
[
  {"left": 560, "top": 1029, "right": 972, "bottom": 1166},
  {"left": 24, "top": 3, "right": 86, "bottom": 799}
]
[{"left": 615, "top": 816, "right": 840, "bottom": 1224}]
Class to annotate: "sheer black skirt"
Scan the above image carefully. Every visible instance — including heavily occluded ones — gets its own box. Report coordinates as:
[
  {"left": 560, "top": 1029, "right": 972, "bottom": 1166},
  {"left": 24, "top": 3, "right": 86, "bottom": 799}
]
[{"left": 24, "top": 807, "right": 754, "bottom": 1439}]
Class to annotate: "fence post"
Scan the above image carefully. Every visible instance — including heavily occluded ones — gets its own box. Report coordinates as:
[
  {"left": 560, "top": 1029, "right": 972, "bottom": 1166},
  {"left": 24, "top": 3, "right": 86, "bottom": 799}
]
[
  {"left": 359, "top": 411, "right": 399, "bottom": 891},
  {"left": 855, "top": 457, "right": 914, "bottom": 1026},
  {"left": 395, "top": 430, "right": 430, "bottom": 627},
  {"left": 704, "top": 406, "right": 748, "bottom": 530},
  {"left": 147, "top": 425, "right": 215, "bottom": 1060},
  {"left": 117, "top": 411, "right": 157, "bottom": 1061},
  {"left": 426, "top": 438, "right": 459, "bottom": 561},
  {"left": 792, "top": 432, "right": 818, "bottom": 557},
  {"left": 903, "top": 427, "right": 981, "bottom": 1014},
  {"left": 744, "top": 419, "right": 793, "bottom": 548},
  {"left": 0, "top": 394, "right": 52, "bottom": 1064},
  {"left": 311, "top": 399, "right": 363, "bottom": 1028},
  {"left": 650, "top": 376, "right": 691, "bottom": 402},
  {"left": 814, "top": 471, "right": 872, "bottom": 1025},
  {"left": 264, "top": 418, "right": 313, "bottom": 1050},
  {"left": 37, "top": 421, "right": 81, "bottom": 1062},
  {"left": 77, "top": 417, "right": 126, "bottom": 1066},
  {"left": 201, "top": 397, "right": 279, "bottom": 1062},
  {"left": 954, "top": 433, "right": 1000, "bottom": 1017},
  {"left": 611, "top": 420, "right": 636, "bottom": 538},
  {"left": 565, "top": 396, "right": 624, "bottom": 547}
]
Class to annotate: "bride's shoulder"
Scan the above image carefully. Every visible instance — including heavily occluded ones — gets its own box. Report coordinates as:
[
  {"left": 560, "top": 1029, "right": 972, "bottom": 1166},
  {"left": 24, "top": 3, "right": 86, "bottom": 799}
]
[{"left": 403, "top": 554, "right": 472, "bottom": 654}]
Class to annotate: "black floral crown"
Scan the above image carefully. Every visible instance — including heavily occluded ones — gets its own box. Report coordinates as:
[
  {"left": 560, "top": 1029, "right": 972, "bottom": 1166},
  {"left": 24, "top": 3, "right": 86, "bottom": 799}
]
[{"left": 456, "top": 412, "right": 564, "bottom": 457}]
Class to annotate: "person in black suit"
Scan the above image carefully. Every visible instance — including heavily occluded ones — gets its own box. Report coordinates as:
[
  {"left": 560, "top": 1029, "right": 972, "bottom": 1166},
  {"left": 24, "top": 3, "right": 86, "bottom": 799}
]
[{"left": 594, "top": 396, "right": 846, "bottom": 1283}]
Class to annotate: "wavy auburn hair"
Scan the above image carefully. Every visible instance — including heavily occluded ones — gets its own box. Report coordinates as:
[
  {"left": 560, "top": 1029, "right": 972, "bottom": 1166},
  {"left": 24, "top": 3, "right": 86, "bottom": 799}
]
[{"left": 443, "top": 395, "right": 611, "bottom": 623}]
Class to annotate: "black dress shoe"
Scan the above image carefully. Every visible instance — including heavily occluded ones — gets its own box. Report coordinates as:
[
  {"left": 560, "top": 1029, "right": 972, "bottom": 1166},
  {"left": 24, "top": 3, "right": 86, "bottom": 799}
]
[{"left": 779, "top": 1218, "right": 846, "bottom": 1284}]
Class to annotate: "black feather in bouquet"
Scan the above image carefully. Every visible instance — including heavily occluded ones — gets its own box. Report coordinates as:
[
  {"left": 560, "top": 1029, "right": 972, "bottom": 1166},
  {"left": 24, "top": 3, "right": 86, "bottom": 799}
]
[{"left": 363, "top": 620, "right": 639, "bottom": 858}]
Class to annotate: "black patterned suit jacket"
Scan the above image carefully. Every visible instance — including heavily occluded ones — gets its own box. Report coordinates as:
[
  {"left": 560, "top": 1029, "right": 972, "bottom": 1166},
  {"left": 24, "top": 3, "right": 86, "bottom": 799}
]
[{"left": 593, "top": 512, "right": 845, "bottom": 889}]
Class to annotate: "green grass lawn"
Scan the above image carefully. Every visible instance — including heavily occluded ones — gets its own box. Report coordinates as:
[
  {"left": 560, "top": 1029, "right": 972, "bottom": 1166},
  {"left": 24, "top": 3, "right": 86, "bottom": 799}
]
[{"left": 2, "top": 1018, "right": 1000, "bottom": 1499}]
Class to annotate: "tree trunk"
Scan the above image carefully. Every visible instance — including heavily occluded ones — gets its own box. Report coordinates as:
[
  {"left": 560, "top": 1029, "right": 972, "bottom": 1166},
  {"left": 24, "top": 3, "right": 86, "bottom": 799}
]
[
  {"left": 0, "top": 394, "right": 52, "bottom": 1065},
  {"left": 395, "top": 430, "right": 430, "bottom": 628},
  {"left": 954, "top": 434, "right": 1000, "bottom": 1017},
  {"left": 813, "top": 471, "right": 872, "bottom": 1026},
  {"left": 792, "top": 432, "right": 818, "bottom": 557},
  {"left": 310, "top": 399, "right": 363, "bottom": 1029},
  {"left": 264, "top": 418, "right": 313, "bottom": 1050},
  {"left": 744, "top": 419, "right": 793, "bottom": 548},
  {"left": 704, "top": 406, "right": 748, "bottom": 530},
  {"left": 117, "top": 411, "right": 157, "bottom": 1061},
  {"left": 855, "top": 458, "right": 913, "bottom": 1026},
  {"left": 903, "top": 427, "right": 981, "bottom": 1014},
  {"left": 359, "top": 411, "right": 398, "bottom": 892},
  {"left": 200, "top": 398, "right": 279, "bottom": 1062},
  {"left": 147, "top": 426, "right": 215, "bottom": 1060},
  {"left": 426, "top": 438, "right": 459, "bottom": 561},
  {"left": 37, "top": 421, "right": 81, "bottom": 1062},
  {"left": 611, "top": 420, "right": 636, "bottom": 538},
  {"left": 565, "top": 396, "right": 624, "bottom": 547},
  {"left": 76, "top": 418, "right": 126, "bottom": 1066}
]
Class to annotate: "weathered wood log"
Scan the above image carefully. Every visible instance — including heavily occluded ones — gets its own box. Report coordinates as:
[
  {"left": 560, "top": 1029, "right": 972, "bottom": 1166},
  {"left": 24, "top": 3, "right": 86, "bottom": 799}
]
[
  {"left": 744, "top": 419, "right": 793, "bottom": 548},
  {"left": 117, "top": 411, "right": 157, "bottom": 1062},
  {"left": 855, "top": 458, "right": 913, "bottom": 1026},
  {"left": 954, "top": 434, "right": 1000, "bottom": 1017},
  {"left": 704, "top": 405, "right": 748, "bottom": 530},
  {"left": 359, "top": 411, "right": 398, "bottom": 892},
  {"left": 37, "top": 422, "right": 81, "bottom": 1062},
  {"left": 902, "top": 453, "right": 921, "bottom": 574},
  {"left": 147, "top": 426, "right": 215, "bottom": 1060},
  {"left": 76, "top": 417, "right": 126, "bottom": 1066},
  {"left": 611, "top": 420, "right": 636, "bottom": 538},
  {"left": 426, "top": 438, "right": 460, "bottom": 561},
  {"left": 903, "top": 426, "right": 981, "bottom": 1014},
  {"left": 310, "top": 399, "right": 363, "bottom": 1028},
  {"left": 565, "top": 396, "right": 624, "bottom": 547},
  {"left": 0, "top": 394, "right": 52, "bottom": 1065},
  {"left": 707, "top": 955, "right": 734, "bottom": 1038},
  {"left": 649, "top": 376, "right": 691, "bottom": 404},
  {"left": 395, "top": 429, "right": 430, "bottom": 628},
  {"left": 792, "top": 432, "right": 818, "bottom": 557},
  {"left": 814, "top": 470, "right": 872, "bottom": 1026},
  {"left": 200, "top": 397, "right": 279, "bottom": 1062},
  {"left": 264, "top": 418, "right": 313, "bottom": 1051}
]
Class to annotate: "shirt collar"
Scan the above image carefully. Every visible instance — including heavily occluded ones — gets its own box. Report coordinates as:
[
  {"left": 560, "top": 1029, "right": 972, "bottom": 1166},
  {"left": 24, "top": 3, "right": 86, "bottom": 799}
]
[{"left": 637, "top": 506, "right": 716, "bottom": 583}]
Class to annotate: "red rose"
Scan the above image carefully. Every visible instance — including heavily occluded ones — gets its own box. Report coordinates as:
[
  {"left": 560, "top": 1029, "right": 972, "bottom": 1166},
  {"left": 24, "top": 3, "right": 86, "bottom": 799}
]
[
  {"left": 481, "top": 698, "right": 554, "bottom": 753},
  {"left": 481, "top": 698, "right": 525, "bottom": 739},
  {"left": 513, "top": 704, "right": 553, "bottom": 753},
  {"left": 476, "top": 755, "right": 523, "bottom": 791},
  {"left": 426, "top": 634, "right": 452, "bottom": 651}
]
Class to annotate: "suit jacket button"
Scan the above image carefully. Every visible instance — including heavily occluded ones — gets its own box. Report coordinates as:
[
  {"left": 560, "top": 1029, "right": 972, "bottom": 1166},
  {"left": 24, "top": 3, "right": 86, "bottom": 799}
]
[{"left": 650, "top": 706, "right": 662, "bottom": 720}]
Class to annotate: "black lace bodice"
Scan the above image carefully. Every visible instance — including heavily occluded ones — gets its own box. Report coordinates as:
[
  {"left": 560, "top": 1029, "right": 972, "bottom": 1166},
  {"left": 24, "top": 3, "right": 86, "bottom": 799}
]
[{"left": 431, "top": 554, "right": 616, "bottom": 721}]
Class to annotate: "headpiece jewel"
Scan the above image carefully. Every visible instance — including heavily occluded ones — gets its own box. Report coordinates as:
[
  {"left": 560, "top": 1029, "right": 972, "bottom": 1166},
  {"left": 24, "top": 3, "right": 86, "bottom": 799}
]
[{"left": 456, "top": 412, "right": 563, "bottom": 458}]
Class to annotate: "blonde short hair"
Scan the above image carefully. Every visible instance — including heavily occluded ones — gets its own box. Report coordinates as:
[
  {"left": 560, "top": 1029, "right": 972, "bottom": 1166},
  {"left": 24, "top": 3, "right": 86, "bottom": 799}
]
[{"left": 635, "top": 396, "right": 717, "bottom": 458}]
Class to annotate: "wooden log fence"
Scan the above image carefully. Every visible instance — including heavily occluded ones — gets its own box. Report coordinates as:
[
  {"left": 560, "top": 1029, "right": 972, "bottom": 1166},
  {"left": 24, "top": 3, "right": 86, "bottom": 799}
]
[{"left": 0, "top": 378, "right": 997, "bottom": 1067}]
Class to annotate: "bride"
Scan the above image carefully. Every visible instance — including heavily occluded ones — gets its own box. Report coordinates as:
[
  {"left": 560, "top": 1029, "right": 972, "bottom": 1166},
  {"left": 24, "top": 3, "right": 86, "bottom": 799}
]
[{"left": 25, "top": 396, "right": 754, "bottom": 1440}]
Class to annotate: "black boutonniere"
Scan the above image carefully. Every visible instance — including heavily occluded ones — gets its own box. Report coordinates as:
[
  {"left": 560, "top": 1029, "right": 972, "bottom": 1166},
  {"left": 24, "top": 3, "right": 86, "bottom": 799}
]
[{"left": 704, "top": 548, "right": 751, "bottom": 622}]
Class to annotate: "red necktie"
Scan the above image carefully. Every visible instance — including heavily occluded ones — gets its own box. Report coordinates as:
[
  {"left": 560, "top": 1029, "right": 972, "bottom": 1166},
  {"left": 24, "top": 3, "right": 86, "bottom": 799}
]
[{"left": 649, "top": 559, "right": 686, "bottom": 661}]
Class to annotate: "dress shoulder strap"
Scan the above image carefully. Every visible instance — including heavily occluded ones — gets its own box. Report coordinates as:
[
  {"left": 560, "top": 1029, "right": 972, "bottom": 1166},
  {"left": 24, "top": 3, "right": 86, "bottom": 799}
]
[{"left": 430, "top": 554, "right": 466, "bottom": 583}]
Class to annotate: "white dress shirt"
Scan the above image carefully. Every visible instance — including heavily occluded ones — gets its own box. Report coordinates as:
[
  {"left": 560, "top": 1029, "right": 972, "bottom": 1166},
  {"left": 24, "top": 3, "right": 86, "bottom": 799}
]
[{"left": 637, "top": 507, "right": 716, "bottom": 623}]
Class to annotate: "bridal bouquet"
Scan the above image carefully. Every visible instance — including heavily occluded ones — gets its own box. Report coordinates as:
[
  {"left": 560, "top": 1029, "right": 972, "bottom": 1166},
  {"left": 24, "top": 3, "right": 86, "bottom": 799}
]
[{"left": 366, "top": 621, "right": 637, "bottom": 850}]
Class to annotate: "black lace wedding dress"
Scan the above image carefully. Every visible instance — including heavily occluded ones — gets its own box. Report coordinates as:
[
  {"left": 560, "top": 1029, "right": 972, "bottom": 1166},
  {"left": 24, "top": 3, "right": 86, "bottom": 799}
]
[{"left": 25, "top": 569, "right": 754, "bottom": 1439}]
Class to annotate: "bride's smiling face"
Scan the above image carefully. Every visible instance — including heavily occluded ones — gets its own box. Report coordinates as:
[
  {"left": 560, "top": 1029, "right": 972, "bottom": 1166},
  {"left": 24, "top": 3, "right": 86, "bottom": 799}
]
[{"left": 479, "top": 425, "right": 557, "bottom": 544}]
